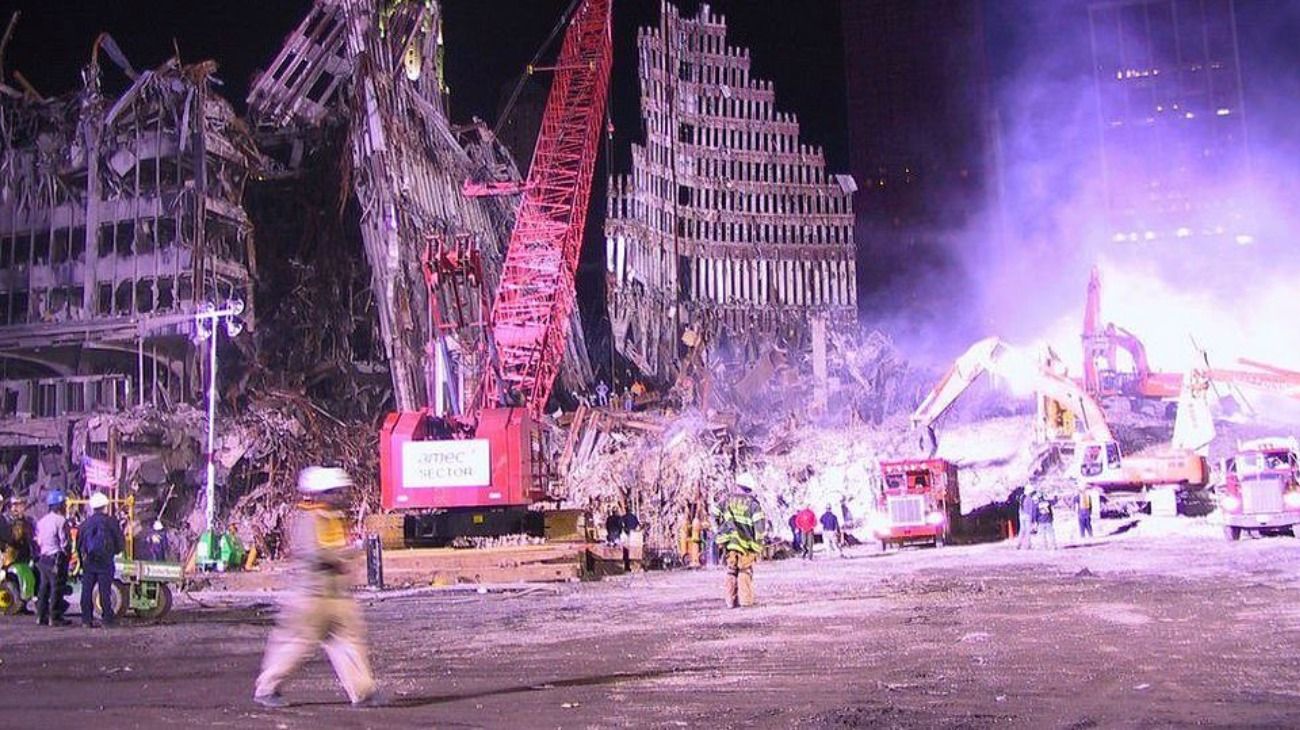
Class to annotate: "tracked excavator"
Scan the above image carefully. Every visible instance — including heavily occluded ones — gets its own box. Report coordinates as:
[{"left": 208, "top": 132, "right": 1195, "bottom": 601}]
[{"left": 912, "top": 337, "right": 1210, "bottom": 508}]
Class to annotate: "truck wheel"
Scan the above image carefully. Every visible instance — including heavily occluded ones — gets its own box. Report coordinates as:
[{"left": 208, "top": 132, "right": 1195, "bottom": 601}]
[
  {"left": 134, "top": 583, "right": 173, "bottom": 621},
  {"left": 1225, "top": 525, "right": 1242, "bottom": 541},
  {"left": 0, "top": 579, "right": 21, "bottom": 616},
  {"left": 94, "top": 580, "right": 130, "bottom": 619}
]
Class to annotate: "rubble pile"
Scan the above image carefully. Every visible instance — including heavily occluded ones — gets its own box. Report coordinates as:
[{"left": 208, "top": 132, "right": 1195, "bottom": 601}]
[
  {"left": 558, "top": 330, "right": 1050, "bottom": 551},
  {"left": 74, "top": 390, "right": 378, "bottom": 561}
]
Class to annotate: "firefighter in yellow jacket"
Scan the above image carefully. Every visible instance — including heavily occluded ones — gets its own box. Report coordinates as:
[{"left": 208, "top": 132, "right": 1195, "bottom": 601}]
[
  {"left": 712, "top": 473, "right": 769, "bottom": 608},
  {"left": 253, "top": 467, "right": 379, "bottom": 708}
]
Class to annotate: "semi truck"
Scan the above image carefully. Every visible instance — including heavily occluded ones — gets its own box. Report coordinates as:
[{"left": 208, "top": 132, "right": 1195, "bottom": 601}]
[
  {"left": 1218, "top": 437, "right": 1300, "bottom": 540},
  {"left": 872, "top": 459, "right": 961, "bottom": 549}
]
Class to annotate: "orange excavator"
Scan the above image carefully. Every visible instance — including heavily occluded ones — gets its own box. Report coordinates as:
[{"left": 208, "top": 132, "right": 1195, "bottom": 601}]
[
  {"left": 912, "top": 337, "right": 1210, "bottom": 508},
  {"left": 1081, "top": 267, "right": 1183, "bottom": 404}
]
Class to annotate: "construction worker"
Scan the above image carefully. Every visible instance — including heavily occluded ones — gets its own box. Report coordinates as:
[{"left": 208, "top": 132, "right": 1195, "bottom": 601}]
[
  {"left": 2, "top": 495, "right": 35, "bottom": 566},
  {"left": 253, "top": 467, "right": 379, "bottom": 709},
  {"left": 1077, "top": 486, "right": 1095, "bottom": 539},
  {"left": 1016, "top": 486, "right": 1038, "bottom": 550},
  {"left": 140, "top": 519, "right": 170, "bottom": 561},
  {"left": 34, "top": 491, "right": 71, "bottom": 626},
  {"left": 1035, "top": 490, "right": 1058, "bottom": 550},
  {"left": 713, "top": 473, "right": 768, "bottom": 608},
  {"left": 77, "top": 491, "right": 125, "bottom": 628},
  {"left": 795, "top": 506, "right": 817, "bottom": 560},
  {"left": 820, "top": 504, "right": 843, "bottom": 558}
]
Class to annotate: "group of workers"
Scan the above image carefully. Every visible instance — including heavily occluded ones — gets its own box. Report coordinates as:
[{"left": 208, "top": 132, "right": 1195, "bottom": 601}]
[
  {"left": 789, "top": 504, "right": 844, "bottom": 559},
  {"left": 1, "top": 490, "right": 126, "bottom": 627},
  {"left": 1017, "top": 483, "right": 1096, "bottom": 550}
]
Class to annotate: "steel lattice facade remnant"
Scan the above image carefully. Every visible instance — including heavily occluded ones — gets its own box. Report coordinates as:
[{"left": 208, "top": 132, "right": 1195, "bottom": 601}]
[{"left": 606, "top": 2, "right": 857, "bottom": 380}]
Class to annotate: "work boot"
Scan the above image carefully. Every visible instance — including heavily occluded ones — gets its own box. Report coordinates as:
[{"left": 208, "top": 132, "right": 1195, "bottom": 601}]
[
  {"left": 36, "top": 617, "right": 49, "bottom": 627},
  {"left": 253, "top": 693, "right": 288, "bottom": 709},
  {"left": 352, "top": 691, "right": 386, "bottom": 709}
]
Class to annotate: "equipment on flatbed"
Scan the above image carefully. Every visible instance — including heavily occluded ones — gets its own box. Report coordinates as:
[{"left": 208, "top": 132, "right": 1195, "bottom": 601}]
[
  {"left": 1218, "top": 437, "right": 1300, "bottom": 541},
  {"left": 872, "top": 459, "right": 960, "bottom": 549},
  {"left": 67, "top": 495, "right": 183, "bottom": 621},
  {"left": 378, "top": 0, "right": 612, "bottom": 546}
]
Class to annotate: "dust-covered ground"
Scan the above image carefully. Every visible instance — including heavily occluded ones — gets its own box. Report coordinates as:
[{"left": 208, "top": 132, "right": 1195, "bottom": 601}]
[{"left": 4, "top": 521, "right": 1300, "bottom": 729}]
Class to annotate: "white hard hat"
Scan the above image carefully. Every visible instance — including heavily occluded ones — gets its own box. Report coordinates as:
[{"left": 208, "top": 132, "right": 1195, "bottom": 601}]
[
  {"left": 153, "top": 520, "right": 164, "bottom": 531},
  {"left": 298, "top": 466, "right": 353, "bottom": 493},
  {"left": 88, "top": 492, "right": 110, "bottom": 510},
  {"left": 735, "top": 473, "right": 758, "bottom": 490}
]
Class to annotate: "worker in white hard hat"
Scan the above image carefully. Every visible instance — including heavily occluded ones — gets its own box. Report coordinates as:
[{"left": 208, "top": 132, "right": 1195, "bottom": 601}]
[
  {"left": 77, "top": 491, "right": 125, "bottom": 628},
  {"left": 253, "top": 467, "right": 379, "bottom": 709}
]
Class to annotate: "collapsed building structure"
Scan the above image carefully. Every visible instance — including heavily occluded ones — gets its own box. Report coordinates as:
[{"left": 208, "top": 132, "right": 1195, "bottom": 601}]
[
  {"left": 0, "top": 0, "right": 596, "bottom": 543},
  {"left": 0, "top": 36, "right": 260, "bottom": 493},
  {"left": 606, "top": 2, "right": 858, "bottom": 381}
]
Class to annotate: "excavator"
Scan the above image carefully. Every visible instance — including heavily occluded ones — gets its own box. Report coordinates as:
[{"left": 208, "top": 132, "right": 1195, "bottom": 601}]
[
  {"left": 1081, "top": 267, "right": 1183, "bottom": 407},
  {"left": 378, "top": 0, "right": 612, "bottom": 545},
  {"left": 912, "top": 337, "right": 1210, "bottom": 508}
]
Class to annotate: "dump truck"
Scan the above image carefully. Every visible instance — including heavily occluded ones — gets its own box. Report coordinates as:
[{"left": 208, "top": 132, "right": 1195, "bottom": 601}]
[
  {"left": 1218, "top": 437, "right": 1300, "bottom": 540},
  {"left": 871, "top": 459, "right": 960, "bottom": 549}
]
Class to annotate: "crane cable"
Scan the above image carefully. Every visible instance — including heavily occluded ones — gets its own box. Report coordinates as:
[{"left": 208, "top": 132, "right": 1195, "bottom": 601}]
[{"left": 492, "top": 0, "right": 583, "bottom": 140}]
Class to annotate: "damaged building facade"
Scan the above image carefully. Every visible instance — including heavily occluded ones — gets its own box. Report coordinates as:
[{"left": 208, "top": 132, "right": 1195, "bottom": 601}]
[
  {"left": 606, "top": 2, "right": 857, "bottom": 380},
  {"left": 0, "top": 44, "right": 259, "bottom": 489}
]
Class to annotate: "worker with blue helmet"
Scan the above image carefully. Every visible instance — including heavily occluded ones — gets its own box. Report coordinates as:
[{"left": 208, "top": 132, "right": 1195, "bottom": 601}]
[{"left": 34, "top": 490, "right": 71, "bottom": 626}]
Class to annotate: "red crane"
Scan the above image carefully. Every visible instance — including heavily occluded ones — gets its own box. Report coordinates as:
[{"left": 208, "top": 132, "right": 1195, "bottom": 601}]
[
  {"left": 378, "top": 0, "right": 612, "bottom": 542},
  {"left": 487, "top": 0, "right": 612, "bottom": 415}
]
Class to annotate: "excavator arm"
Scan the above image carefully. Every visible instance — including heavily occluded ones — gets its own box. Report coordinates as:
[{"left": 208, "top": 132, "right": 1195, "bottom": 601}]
[{"left": 912, "top": 337, "right": 1115, "bottom": 455}]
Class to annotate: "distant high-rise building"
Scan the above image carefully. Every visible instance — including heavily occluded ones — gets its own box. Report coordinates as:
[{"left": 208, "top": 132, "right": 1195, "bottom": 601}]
[
  {"left": 1088, "top": 0, "right": 1250, "bottom": 244},
  {"left": 840, "top": 0, "right": 997, "bottom": 311},
  {"left": 606, "top": 2, "right": 857, "bottom": 380}
]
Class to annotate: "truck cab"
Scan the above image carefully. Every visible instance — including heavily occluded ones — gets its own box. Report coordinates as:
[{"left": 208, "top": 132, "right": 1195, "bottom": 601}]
[
  {"left": 872, "top": 459, "right": 960, "bottom": 549},
  {"left": 1218, "top": 437, "right": 1300, "bottom": 540}
]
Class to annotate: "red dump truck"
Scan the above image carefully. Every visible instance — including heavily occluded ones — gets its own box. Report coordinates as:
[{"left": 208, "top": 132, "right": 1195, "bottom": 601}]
[
  {"left": 1219, "top": 437, "right": 1300, "bottom": 540},
  {"left": 871, "top": 459, "right": 961, "bottom": 548}
]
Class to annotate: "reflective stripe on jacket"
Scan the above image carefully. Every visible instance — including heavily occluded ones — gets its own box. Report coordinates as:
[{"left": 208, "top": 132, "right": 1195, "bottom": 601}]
[{"left": 712, "top": 489, "right": 767, "bottom": 554}]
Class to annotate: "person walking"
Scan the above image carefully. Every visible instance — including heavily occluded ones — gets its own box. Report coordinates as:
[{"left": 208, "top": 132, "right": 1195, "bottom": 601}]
[
  {"left": 1077, "top": 486, "right": 1094, "bottom": 539},
  {"left": 820, "top": 505, "right": 843, "bottom": 557},
  {"left": 253, "top": 467, "right": 379, "bottom": 708},
  {"left": 795, "top": 506, "right": 816, "bottom": 560},
  {"left": 34, "top": 491, "right": 71, "bottom": 626},
  {"left": 712, "top": 473, "right": 769, "bottom": 608},
  {"left": 1035, "top": 490, "right": 1058, "bottom": 550},
  {"left": 1016, "top": 486, "right": 1038, "bottom": 550},
  {"left": 77, "top": 491, "right": 125, "bottom": 628},
  {"left": 787, "top": 512, "right": 802, "bottom": 553}
]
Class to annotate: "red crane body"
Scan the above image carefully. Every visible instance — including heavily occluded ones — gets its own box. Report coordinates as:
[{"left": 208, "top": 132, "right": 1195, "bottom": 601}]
[{"left": 379, "top": 0, "right": 612, "bottom": 525}]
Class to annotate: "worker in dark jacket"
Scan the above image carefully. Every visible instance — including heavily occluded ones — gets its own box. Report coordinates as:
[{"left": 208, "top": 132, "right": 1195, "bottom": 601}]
[
  {"left": 77, "top": 491, "right": 126, "bottom": 628},
  {"left": 820, "top": 505, "right": 843, "bottom": 557},
  {"left": 712, "top": 473, "right": 768, "bottom": 608}
]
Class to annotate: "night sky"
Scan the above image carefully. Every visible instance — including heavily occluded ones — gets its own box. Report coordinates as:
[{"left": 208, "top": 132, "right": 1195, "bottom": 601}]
[{"left": 3, "top": 1, "right": 848, "bottom": 168}]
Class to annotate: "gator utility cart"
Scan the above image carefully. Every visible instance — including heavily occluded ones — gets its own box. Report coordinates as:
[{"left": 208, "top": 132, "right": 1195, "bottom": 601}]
[
  {"left": 67, "top": 495, "right": 183, "bottom": 620},
  {"left": 0, "top": 558, "right": 37, "bottom": 615}
]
